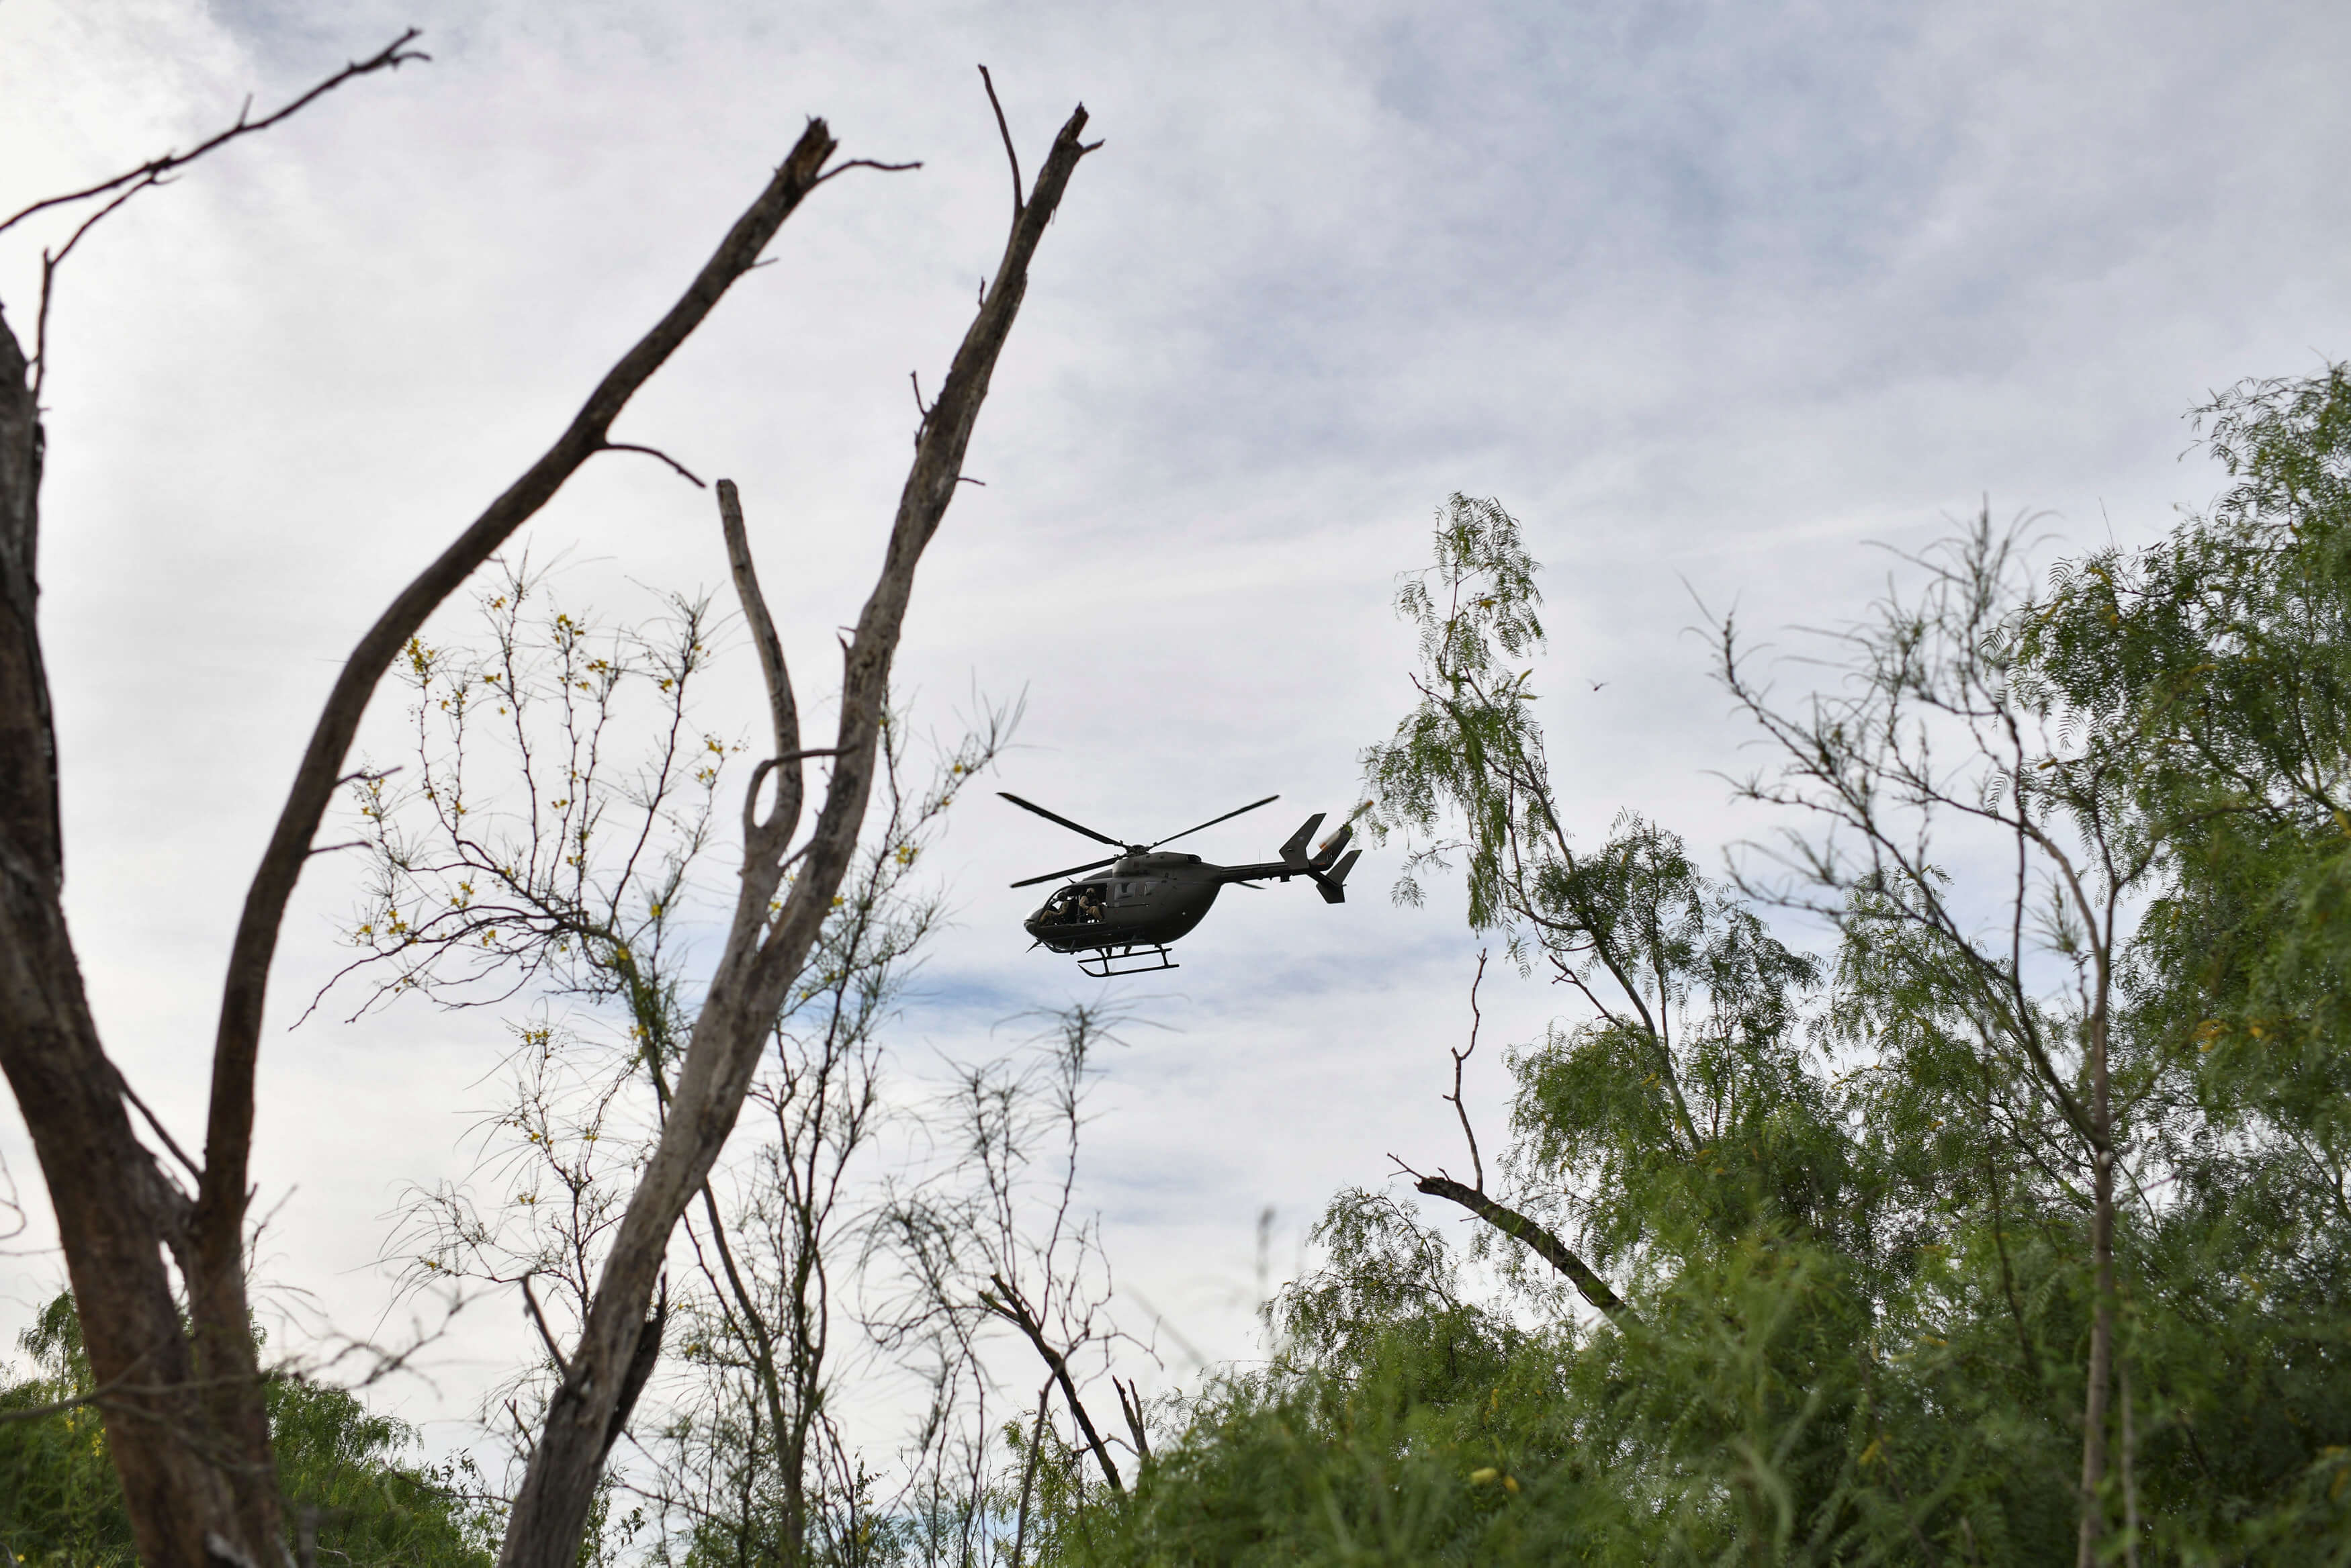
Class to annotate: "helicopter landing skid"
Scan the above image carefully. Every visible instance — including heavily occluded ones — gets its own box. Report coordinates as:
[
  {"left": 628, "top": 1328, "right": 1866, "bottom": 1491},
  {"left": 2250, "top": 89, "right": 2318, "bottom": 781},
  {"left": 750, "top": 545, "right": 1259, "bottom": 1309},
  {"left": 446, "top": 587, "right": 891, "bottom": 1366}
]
[{"left": 1075, "top": 943, "right": 1179, "bottom": 978}]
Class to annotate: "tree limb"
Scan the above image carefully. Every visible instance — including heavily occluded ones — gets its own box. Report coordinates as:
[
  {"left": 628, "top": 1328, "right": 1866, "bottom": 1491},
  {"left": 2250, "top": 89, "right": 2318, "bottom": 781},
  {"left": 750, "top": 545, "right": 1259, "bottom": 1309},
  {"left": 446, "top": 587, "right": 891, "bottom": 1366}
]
[
  {"left": 977, "top": 66, "right": 1024, "bottom": 221},
  {"left": 981, "top": 1274, "right": 1122, "bottom": 1493},
  {"left": 1413, "top": 1174, "right": 1628, "bottom": 1322},
  {"left": 1114, "top": 1375, "right": 1151, "bottom": 1464},
  {"left": 716, "top": 478, "right": 801, "bottom": 851}
]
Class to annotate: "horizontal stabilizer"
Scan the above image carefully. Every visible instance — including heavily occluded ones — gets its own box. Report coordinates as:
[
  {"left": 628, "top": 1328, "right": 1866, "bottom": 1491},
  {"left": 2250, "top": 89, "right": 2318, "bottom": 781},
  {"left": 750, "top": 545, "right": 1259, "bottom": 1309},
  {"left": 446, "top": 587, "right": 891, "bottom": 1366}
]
[
  {"left": 1279, "top": 813, "right": 1325, "bottom": 868},
  {"left": 1312, "top": 848, "right": 1362, "bottom": 905}
]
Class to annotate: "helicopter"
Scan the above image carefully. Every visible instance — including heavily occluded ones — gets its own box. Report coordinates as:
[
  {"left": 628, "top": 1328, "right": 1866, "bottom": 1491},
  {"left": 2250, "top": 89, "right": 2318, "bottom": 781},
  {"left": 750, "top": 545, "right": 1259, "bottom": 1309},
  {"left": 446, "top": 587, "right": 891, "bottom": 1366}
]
[{"left": 1001, "top": 790, "right": 1364, "bottom": 976}]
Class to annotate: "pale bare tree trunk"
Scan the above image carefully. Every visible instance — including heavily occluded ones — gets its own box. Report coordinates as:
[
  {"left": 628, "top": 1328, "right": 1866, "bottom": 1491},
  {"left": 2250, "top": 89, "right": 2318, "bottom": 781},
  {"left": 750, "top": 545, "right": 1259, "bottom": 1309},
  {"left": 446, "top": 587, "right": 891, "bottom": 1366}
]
[{"left": 492, "top": 99, "right": 1097, "bottom": 1568}]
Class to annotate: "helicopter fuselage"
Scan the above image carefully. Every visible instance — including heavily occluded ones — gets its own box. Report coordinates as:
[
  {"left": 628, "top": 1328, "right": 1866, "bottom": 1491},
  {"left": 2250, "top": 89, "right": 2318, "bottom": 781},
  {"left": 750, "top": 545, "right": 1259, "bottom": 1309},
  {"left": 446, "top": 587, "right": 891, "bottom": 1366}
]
[{"left": 1022, "top": 851, "right": 1311, "bottom": 954}]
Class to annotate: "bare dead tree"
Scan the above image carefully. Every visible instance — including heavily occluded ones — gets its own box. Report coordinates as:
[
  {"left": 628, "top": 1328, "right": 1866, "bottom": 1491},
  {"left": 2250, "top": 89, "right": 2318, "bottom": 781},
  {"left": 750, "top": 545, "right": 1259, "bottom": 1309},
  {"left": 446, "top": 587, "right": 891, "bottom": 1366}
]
[
  {"left": 493, "top": 89, "right": 1097, "bottom": 1568},
  {"left": 0, "top": 33, "right": 1091, "bottom": 1568}
]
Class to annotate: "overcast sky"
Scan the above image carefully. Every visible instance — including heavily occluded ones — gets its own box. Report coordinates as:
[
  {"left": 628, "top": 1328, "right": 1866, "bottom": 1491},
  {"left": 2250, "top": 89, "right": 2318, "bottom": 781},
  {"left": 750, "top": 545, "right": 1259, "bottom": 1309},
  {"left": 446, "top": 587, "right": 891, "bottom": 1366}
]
[{"left": 5, "top": 0, "right": 2350, "bottom": 1463}]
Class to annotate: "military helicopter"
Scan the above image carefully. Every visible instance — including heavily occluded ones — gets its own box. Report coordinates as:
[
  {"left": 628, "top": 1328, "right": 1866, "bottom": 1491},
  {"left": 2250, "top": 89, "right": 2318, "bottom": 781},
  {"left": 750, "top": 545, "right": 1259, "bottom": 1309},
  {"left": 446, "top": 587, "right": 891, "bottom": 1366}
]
[{"left": 1001, "top": 790, "right": 1364, "bottom": 976}]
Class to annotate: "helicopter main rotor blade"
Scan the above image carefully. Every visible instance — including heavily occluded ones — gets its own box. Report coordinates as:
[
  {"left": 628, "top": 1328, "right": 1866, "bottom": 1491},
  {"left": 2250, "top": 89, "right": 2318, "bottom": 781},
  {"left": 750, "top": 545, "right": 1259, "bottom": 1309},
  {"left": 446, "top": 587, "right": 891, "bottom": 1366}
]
[
  {"left": 1150, "top": 794, "right": 1280, "bottom": 850},
  {"left": 1009, "top": 854, "right": 1122, "bottom": 889},
  {"left": 998, "top": 792, "right": 1129, "bottom": 850}
]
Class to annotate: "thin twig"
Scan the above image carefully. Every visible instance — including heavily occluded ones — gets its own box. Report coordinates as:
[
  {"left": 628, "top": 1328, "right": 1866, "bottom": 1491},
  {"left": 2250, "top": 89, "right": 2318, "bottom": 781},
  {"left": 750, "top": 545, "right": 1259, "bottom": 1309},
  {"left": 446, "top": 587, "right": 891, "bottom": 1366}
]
[
  {"left": 977, "top": 66, "right": 1024, "bottom": 220},
  {"left": 809, "top": 156, "right": 923, "bottom": 188},
  {"left": 332, "top": 765, "right": 400, "bottom": 789},
  {"left": 115, "top": 1072, "right": 200, "bottom": 1181},
  {"left": 0, "top": 29, "right": 429, "bottom": 238},
  {"left": 600, "top": 442, "right": 705, "bottom": 488},
  {"left": 31, "top": 181, "right": 144, "bottom": 402},
  {"left": 520, "top": 1276, "right": 572, "bottom": 1379},
  {"left": 1447, "top": 950, "right": 1489, "bottom": 1191}
]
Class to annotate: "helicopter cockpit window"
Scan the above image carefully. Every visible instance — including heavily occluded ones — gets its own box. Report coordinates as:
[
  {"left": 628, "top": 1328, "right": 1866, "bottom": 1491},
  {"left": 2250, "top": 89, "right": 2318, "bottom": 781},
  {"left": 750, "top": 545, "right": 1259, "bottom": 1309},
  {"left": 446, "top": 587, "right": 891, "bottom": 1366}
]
[{"left": 1042, "top": 885, "right": 1102, "bottom": 923}]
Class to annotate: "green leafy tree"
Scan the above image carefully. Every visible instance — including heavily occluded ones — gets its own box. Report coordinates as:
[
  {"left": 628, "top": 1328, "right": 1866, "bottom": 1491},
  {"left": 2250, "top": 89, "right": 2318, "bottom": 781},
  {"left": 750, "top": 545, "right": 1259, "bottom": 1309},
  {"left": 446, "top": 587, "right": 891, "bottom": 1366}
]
[
  {"left": 0, "top": 1293, "right": 494, "bottom": 1567},
  {"left": 1027, "top": 377, "right": 2351, "bottom": 1565}
]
